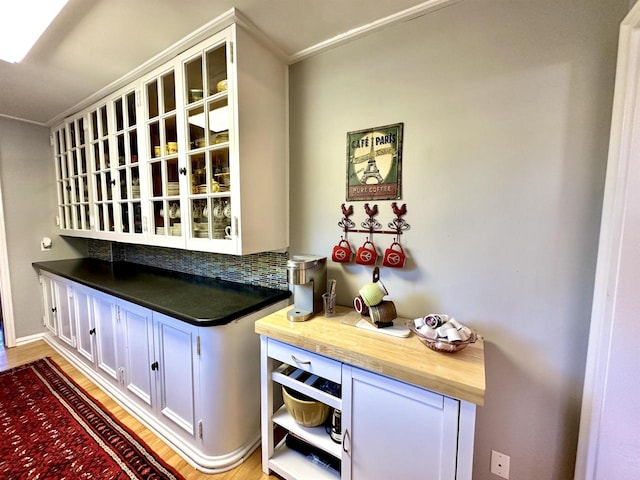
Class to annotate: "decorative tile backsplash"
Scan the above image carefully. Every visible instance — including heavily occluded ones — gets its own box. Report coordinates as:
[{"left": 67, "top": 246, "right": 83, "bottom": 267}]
[{"left": 87, "top": 240, "right": 289, "bottom": 290}]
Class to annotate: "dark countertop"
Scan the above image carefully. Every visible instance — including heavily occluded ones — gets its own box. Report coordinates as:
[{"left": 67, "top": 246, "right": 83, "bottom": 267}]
[{"left": 33, "top": 258, "right": 291, "bottom": 327}]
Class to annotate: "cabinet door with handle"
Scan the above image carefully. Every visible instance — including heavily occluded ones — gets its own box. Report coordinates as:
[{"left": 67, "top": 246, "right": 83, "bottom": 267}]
[
  {"left": 92, "top": 291, "right": 121, "bottom": 385},
  {"left": 342, "top": 366, "right": 459, "bottom": 480},
  {"left": 73, "top": 285, "right": 95, "bottom": 364},
  {"left": 119, "top": 300, "right": 155, "bottom": 412},
  {"left": 52, "top": 279, "right": 75, "bottom": 348},
  {"left": 39, "top": 275, "right": 57, "bottom": 335},
  {"left": 153, "top": 312, "right": 200, "bottom": 442}
]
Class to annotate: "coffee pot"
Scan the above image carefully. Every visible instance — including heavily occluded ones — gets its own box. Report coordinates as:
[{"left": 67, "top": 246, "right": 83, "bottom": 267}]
[{"left": 286, "top": 255, "right": 327, "bottom": 322}]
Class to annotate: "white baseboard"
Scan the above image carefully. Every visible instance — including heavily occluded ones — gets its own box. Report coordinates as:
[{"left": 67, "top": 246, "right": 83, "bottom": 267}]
[{"left": 15, "top": 332, "right": 46, "bottom": 346}]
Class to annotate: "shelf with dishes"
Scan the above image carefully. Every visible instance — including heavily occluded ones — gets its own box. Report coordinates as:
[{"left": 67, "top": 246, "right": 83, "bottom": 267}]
[{"left": 190, "top": 197, "right": 232, "bottom": 240}]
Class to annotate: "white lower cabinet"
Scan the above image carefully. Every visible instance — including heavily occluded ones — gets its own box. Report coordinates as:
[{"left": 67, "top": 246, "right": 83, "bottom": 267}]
[
  {"left": 260, "top": 338, "right": 464, "bottom": 480},
  {"left": 153, "top": 311, "right": 200, "bottom": 443},
  {"left": 39, "top": 270, "right": 289, "bottom": 472},
  {"left": 39, "top": 273, "right": 85, "bottom": 348},
  {"left": 92, "top": 291, "right": 121, "bottom": 385},
  {"left": 39, "top": 274, "right": 57, "bottom": 335},
  {"left": 53, "top": 279, "right": 76, "bottom": 347},
  {"left": 119, "top": 299, "right": 156, "bottom": 413},
  {"left": 342, "top": 366, "right": 458, "bottom": 480},
  {"left": 73, "top": 285, "right": 95, "bottom": 363}
]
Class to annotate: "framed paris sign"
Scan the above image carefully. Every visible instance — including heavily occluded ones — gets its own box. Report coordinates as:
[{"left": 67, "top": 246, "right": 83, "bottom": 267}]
[{"left": 346, "top": 122, "right": 403, "bottom": 201}]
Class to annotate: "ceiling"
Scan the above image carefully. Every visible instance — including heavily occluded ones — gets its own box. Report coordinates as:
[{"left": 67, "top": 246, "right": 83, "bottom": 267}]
[{"left": 0, "top": 0, "right": 441, "bottom": 126}]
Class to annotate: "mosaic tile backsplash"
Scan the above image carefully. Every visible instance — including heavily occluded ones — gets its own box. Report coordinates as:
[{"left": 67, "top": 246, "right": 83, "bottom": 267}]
[{"left": 87, "top": 240, "right": 289, "bottom": 291}]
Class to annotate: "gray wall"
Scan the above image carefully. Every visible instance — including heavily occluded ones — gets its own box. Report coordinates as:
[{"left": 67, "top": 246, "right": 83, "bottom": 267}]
[
  {"left": 0, "top": 117, "right": 86, "bottom": 339},
  {"left": 288, "top": 1, "right": 627, "bottom": 478}
]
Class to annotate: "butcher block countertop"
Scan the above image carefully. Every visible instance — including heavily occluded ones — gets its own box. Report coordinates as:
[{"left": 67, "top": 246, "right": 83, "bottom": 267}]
[{"left": 255, "top": 305, "right": 486, "bottom": 406}]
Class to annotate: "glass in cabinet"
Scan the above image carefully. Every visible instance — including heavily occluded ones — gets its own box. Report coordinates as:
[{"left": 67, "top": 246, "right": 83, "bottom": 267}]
[
  {"left": 145, "top": 69, "right": 183, "bottom": 241},
  {"left": 53, "top": 114, "right": 91, "bottom": 231},
  {"left": 51, "top": 21, "right": 287, "bottom": 254},
  {"left": 89, "top": 103, "right": 115, "bottom": 233},
  {"left": 113, "top": 90, "right": 143, "bottom": 235},
  {"left": 183, "top": 40, "right": 234, "bottom": 245}
]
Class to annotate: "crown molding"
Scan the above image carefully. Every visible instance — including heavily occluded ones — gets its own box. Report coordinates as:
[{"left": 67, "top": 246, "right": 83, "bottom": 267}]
[
  {"left": 287, "top": 0, "right": 463, "bottom": 65},
  {"left": 46, "top": 1, "right": 462, "bottom": 126}
]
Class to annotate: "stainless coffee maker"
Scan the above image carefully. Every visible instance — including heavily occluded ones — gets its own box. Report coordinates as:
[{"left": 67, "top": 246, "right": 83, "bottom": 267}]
[{"left": 286, "top": 255, "right": 327, "bottom": 322}]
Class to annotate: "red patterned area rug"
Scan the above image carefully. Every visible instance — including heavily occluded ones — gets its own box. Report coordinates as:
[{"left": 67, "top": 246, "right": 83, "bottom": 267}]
[{"left": 0, "top": 357, "right": 184, "bottom": 479}]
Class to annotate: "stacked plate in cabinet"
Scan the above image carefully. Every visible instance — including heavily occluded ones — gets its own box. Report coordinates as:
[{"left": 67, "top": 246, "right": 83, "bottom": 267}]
[{"left": 167, "top": 182, "right": 180, "bottom": 196}]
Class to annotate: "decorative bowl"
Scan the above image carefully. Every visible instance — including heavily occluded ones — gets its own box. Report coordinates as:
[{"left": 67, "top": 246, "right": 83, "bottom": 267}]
[
  {"left": 282, "top": 386, "right": 329, "bottom": 427},
  {"left": 407, "top": 322, "right": 478, "bottom": 353}
]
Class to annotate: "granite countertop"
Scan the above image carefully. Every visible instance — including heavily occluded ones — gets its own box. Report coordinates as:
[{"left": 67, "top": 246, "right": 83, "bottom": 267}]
[{"left": 33, "top": 258, "right": 291, "bottom": 327}]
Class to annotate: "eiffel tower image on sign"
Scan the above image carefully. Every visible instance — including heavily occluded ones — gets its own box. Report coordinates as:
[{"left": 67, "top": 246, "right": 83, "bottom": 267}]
[{"left": 352, "top": 140, "right": 396, "bottom": 184}]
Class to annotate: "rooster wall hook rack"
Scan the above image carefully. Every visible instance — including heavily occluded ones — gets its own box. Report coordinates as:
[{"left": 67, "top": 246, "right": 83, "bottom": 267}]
[{"left": 338, "top": 202, "right": 410, "bottom": 238}]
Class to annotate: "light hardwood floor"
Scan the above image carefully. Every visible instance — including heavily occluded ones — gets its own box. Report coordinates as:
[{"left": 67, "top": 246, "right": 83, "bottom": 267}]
[{"left": 0, "top": 338, "right": 277, "bottom": 480}]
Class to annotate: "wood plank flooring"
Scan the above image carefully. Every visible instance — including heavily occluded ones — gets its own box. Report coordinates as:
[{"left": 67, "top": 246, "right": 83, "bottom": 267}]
[{"left": 0, "top": 339, "right": 277, "bottom": 480}]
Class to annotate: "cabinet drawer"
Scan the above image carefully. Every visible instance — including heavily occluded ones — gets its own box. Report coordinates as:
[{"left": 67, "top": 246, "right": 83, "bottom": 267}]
[{"left": 267, "top": 339, "right": 341, "bottom": 384}]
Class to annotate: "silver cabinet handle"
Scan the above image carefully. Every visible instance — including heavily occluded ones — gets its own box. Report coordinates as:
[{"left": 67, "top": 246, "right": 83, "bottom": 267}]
[
  {"left": 343, "top": 428, "right": 351, "bottom": 455},
  {"left": 291, "top": 354, "right": 311, "bottom": 365}
]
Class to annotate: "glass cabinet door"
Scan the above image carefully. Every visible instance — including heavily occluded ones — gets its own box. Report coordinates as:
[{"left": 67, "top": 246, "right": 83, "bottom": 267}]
[
  {"left": 145, "top": 69, "right": 182, "bottom": 238},
  {"left": 53, "top": 124, "right": 71, "bottom": 229},
  {"left": 89, "top": 104, "right": 115, "bottom": 233},
  {"left": 113, "top": 90, "right": 143, "bottom": 235},
  {"left": 183, "top": 40, "right": 232, "bottom": 243},
  {"left": 53, "top": 116, "right": 91, "bottom": 231},
  {"left": 53, "top": 124, "right": 72, "bottom": 229}
]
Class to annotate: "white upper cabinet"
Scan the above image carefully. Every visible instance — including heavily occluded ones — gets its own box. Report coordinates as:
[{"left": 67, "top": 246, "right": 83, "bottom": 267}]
[
  {"left": 53, "top": 114, "right": 91, "bottom": 232},
  {"left": 142, "top": 64, "right": 184, "bottom": 249},
  {"left": 51, "top": 20, "right": 288, "bottom": 255}
]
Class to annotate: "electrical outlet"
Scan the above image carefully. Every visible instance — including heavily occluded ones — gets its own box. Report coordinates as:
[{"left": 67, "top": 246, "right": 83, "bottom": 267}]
[{"left": 491, "top": 450, "right": 510, "bottom": 479}]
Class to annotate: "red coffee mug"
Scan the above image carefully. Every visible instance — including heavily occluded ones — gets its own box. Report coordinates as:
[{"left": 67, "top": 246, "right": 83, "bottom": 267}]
[
  {"left": 356, "top": 240, "right": 378, "bottom": 266},
  {"left": 383, "top": 242, "right": 406, "bottom": 268},
  {"left": 332, "top": 239, "right": 353, "bottom": 263}
]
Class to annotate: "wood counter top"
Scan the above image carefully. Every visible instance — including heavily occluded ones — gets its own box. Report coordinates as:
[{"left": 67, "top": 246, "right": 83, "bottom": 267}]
[{"left": 255, "top": 305, "right": 485, "bottom": 406}]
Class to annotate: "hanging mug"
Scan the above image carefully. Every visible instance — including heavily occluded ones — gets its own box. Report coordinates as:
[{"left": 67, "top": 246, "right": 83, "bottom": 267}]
[
  {"left": 356, "top": 239, "right": 377, "bottom": 266},
  {"left": 332, "top": 238, "right": 353, "bottom": 263},
  {"left": 383, "top": 241, "right": 406, "bottom": 268}
]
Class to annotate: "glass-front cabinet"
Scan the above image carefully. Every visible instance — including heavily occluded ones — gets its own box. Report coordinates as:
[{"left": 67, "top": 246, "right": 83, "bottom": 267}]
[
  {"left": 53, "top": 114, "right": 91, "bottom": 232},
  {"left": 113, "top": 90, "right": 143, "bottom": 235},
  {"left": 183, "top": 32, "right": 233, "bottom": 250},
  {"left": 89, "top": 103, "right": 115, "bottom": 234},
  {"left": 87, "top": 85, "right": 145, "bottom": 241},
  {"left": 50, "top": 20, "right": 287, "bottom": 255},
  {"left": 144, "top": 68, "right": 183, "bottom": 247}
]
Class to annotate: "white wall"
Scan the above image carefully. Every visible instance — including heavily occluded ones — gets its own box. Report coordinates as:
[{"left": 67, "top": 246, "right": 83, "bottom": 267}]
[
  {"left": 288, "top": 0, "right": 627, "bottom": 478},
  {"left": 0, "top": 117, "right": 86, "bottom": 339}
]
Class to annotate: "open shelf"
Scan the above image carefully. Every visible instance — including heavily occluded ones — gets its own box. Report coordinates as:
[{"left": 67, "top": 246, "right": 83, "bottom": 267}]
[
  {"left": 272, "top": 364, "right": 342, "bottom": 410},
  {"left": 272, "top": 405, "right": 342, "bottom": 459},
  {"left": 269, "top": 438, "right": 340, "bottom": 480}
]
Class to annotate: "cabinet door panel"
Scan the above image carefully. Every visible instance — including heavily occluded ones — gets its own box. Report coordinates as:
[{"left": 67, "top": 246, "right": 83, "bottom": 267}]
[
  {"left": 344, "top": 366, "right": 458, "bottom": 480},
  {"left": 74, "top": 287, "right": 95, "bottom": 363},
  {"left": 53, "top": 281, "right": 75, "bottom": 347},
  {"left": 40, "top": 276, "right": 57, "bottom": 335},
  {"left": 92, "top": 294, "right": 120, "bottom": 383},
  {"left": 154, "top": 314, "right": 198, "bottom": 436},
  {"left": 120, "top": 302, "right": 155, "bottom": 409}
]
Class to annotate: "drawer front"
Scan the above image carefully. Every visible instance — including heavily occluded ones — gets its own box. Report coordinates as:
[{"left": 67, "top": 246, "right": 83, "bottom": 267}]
[{"left": 268, "top": 339, "right": 341, "bottom": 384}]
